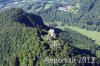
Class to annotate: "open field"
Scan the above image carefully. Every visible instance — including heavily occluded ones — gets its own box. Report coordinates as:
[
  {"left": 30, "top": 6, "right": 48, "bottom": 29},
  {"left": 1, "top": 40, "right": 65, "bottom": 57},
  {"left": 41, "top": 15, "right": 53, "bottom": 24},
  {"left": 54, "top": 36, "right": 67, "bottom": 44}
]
[
  {"left": 62, "top": 25, "right": 100, "bottom": 45},
  {"left": 44, "top": 4, "right": 51, "bottom": 9}
]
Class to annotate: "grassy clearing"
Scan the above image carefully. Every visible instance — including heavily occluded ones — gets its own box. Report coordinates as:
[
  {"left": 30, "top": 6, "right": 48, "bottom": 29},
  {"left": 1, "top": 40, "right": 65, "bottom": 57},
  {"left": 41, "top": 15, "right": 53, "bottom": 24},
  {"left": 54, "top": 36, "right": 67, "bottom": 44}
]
[
  {"left": 66, "top": 2, "right": 80, "bottom": 13},
  {"left": 58, "top": 24, "right": 100, "bottom": 45},
  {"left": 63, "top": 25, "right": 100, "bottom": 45},
  {"left": 44, "top": 4, "right": 51, "bottom": 9}
]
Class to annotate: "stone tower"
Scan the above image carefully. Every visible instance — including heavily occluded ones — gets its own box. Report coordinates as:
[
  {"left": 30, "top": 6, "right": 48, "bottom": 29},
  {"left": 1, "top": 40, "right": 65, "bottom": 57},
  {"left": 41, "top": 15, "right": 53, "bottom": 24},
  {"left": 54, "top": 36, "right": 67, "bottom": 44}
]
[{"left": 48, "top": 29, "right": 56, "bottom": 39}]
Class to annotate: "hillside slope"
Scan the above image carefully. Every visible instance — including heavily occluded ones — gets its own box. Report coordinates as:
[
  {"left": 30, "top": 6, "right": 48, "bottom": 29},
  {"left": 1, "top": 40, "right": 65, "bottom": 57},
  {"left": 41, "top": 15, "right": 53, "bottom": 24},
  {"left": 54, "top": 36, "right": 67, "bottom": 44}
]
[{"left": 0, "top": 8, "right": 100, "bottom": 66}]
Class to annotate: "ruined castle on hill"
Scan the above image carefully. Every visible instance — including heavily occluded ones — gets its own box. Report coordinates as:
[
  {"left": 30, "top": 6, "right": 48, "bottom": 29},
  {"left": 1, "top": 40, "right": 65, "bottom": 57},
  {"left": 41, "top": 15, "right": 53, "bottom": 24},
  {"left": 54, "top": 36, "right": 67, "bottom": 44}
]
[{"left": 47, "top": 29, "right": 56, "bottom": 40}]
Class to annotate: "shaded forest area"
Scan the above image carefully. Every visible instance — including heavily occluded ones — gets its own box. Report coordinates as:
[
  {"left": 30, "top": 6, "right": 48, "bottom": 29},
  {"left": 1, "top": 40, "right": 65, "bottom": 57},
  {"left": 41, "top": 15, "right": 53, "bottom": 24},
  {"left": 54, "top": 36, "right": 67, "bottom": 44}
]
[{"left": 31, "top": 0, "right": 100, "bottom": 32}]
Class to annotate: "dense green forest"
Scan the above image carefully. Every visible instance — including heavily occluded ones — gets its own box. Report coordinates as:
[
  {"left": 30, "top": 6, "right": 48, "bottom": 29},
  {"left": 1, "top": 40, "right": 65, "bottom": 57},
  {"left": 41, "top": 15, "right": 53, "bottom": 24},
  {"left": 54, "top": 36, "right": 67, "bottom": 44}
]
[
  {"left": 0, "top": 0, "right": 100, "bottom": 66},
  {"left": 15, "top": 0, "right": 100, "bottom": 32},
  {"left": 0, "top": 8, "right": 100, "bottom": 66},
  {"left": 34, "top": 0, "right": 100, "bottom": 32}
]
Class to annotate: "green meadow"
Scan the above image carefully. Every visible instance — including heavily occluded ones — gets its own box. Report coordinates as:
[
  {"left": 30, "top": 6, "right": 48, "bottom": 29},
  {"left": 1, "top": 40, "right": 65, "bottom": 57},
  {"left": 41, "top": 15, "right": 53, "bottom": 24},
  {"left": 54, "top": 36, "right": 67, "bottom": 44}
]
[{"left": 62, "top": 25, "right": 100, "bottom": 45}]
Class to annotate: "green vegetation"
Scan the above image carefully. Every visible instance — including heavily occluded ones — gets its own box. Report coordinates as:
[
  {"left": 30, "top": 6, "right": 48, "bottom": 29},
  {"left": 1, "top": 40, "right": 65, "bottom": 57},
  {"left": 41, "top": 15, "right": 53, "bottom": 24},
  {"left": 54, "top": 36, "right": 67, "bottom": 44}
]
[
  {"left": 0, "top": 0, "right": 100, "bottom": 66},
  {"left": 69, "top": 3, "right": 80, "bottom": 13},
  {"left": 45, "top": 21, "right": 100, "bottom": 45},
  {"left": 15, "top": 1, "right": 52, "bottom": 12},
  {"left": 44, "top": 4, "right": 51, "bottom": 9},
  {"left": 28, "top": 0, "right": 100, "bottom": 32},
  {"left": 59, "top": 23, "right": 100, "bottom": 45},
  {"left": 64, "top": 25, "right": 100, "bottom": 45},
  {"left": 0, "top": 8, "right": 100, "bottom": 66}
]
